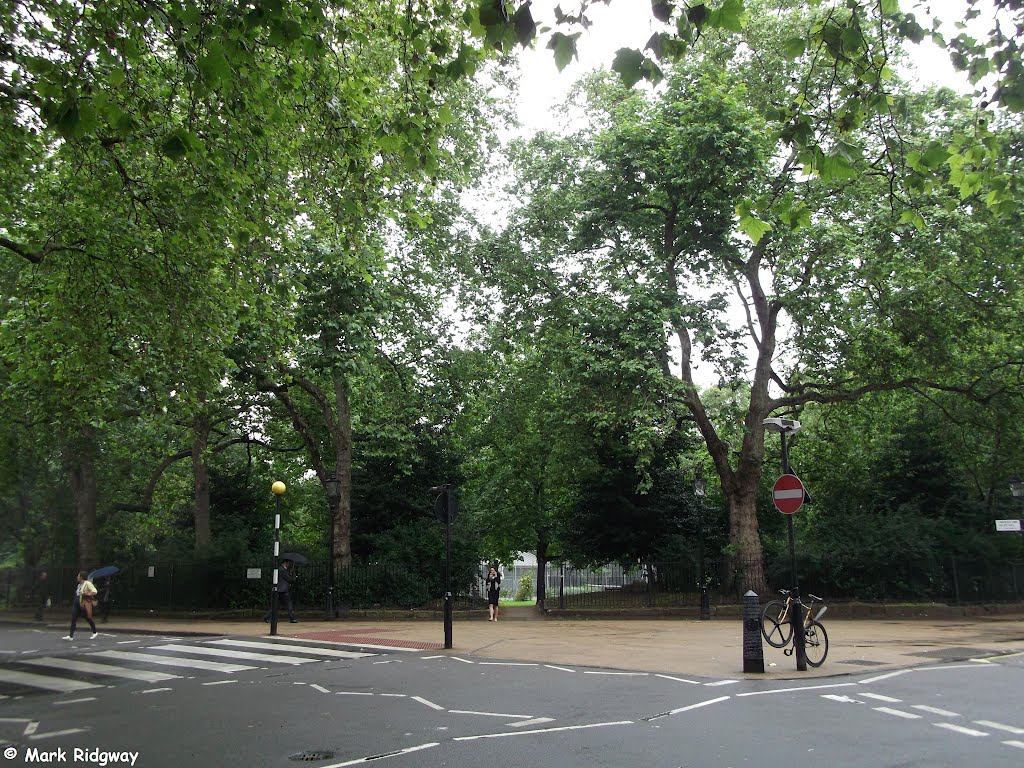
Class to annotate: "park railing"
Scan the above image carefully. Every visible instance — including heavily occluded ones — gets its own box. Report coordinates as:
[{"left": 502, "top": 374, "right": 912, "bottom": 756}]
[{"left": 2, "top": 555, "right": 1022, "bottom": 613}]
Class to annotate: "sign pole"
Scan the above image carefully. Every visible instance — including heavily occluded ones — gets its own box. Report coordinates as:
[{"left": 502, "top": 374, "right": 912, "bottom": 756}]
[{"left": 780, "top": 432, "right": 806, "bottom": 672}]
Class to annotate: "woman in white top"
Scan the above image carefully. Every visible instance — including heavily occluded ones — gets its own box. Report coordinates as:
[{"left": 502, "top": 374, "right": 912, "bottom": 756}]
[{"left": 63, "top": 571, "right": 98, "bottom": 640}]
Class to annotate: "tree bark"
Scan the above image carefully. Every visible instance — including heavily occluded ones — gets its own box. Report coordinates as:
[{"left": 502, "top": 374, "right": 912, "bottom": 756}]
[
  {"left": 64, "top": 427, "right": 99, "bottom": 570},
  {"left": 191, "top": 411, "right": 212, "bottom": 552},
  {"left": 333, "top": 370, "right": 353, "bottom": 568}
]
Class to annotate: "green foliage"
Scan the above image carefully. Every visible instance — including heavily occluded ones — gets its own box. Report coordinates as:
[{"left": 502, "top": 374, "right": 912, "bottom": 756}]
[{"left": 515, "top": 573, "right": 534, "bottom": 601}]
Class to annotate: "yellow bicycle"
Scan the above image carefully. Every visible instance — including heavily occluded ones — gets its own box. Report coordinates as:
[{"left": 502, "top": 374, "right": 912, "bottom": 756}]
[{"left": 760, "top": 589, "right": 829, "bottom": 667}]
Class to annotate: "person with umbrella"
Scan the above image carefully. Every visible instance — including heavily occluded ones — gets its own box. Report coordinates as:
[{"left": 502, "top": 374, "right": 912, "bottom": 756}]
[
  {"left": 87, "top": 566, "right": 119, "bottom": 624},
  {"left": 263, "top": 559, "right": 299, "bottom": 624},
  {"left": 62, "top": 571, "right": 98, "bottom": 641}
]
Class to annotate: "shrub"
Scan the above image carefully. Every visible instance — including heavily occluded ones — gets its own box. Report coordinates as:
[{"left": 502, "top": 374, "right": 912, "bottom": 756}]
[{"left": 515, "top": 573, "right": 534, "bottom": 601}]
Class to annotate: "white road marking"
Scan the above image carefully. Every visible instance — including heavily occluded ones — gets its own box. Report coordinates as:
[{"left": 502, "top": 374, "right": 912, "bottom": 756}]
[
  {"left": 335, "top": 692, "right": 373, "bottom": 696},
  {"left": 24, "top": 722, "right": 38, "bottom": 735},
  {"left": 822, "top": 695, "right": 862, "bottom": 703},
  {"left": 975, "top": 720, "right": 1024, "bottom": 734},
  {"left": 645, "top": 696, "right": 730, "bottom": 721},
  {"left": 28, "top": 728, "right": 88, "bottom": 740},
  {"left": 544, "top": 665, "right": 575, "bottom": 672},
  {"left": 311, "top": 684, "right": 330, "bottom": 693},
  {"left": 1003, "top": 740, "right": 1024, "bottom": 749},
  {"left": 583, "top": 671, "right": 648, "bottom": 676},
  {"left": 272, "top": 636, "right": 419, "bottom": 653},
  {"left": 205, "top": 639, "right": 373, "bottom": 659},
  {"left": 449, "top": 657, "right": 474, "bottom": 664},
  {"left": 448, "top": 709, "right": 531, "bottom": 719},
  {"left": 0, "top": 669, "right": 101, "bottom": 693},
  {"left": 138, "top": 688, "right": 172, "bottom": 694},
  {"left": 934, "top": 723, "right": 988, "bottom": 737},
  {"left": 420, "top": 655, "right": 444, "bottom": 660},
  {"left": 116, "top": 640, "right": 141, "bottom": 644},
  {"left": 202, "top": 680, "right": 237, "bottom": 686},
  {"left": 25, "top": 657, "right": 180, "bottom": 683},
  {"left": 318, "top": 742, "right": 439, "bottom": 767},
  {"left": 861, "top": 693, "right": 902, "bottom": 703},
  {"left": 373, "top": 660, "right": 401, "bottom": 664},
  {"left": 411, "top": 696, "right": 445, "bottom": 710},
  {"left": 859, "top": 670, "right": 911, "bottom": 684},
  {"left": 478, "top": 662, "right": 539, "bottom": 667},
  {"left": 737, "top": 683, "right": 856, "bottom": 697},
  {"left": 912, "top": 705, "right": 960, "bottom": 717},
  {"left": 0, "top": 718, "right": 31, "bottom": 723},
  {"left": 874, "top": 707, "right": 921, "bottom": 719},
  {"left": 152, "top": 643, "right": 319, "bottom": 665},
  {"left": 508, "top": 717, "right": 556, "bottom": 728},
  {"left": 52, "top": 698, "right": 97, "bottom": 705},
  {"left": 655, "top": 674, "right": 700, "bottom": 685},
  {"left": 379, "top": 694, "right": 406, "bottom": 698},
  {"left": 705, "top": 680, "right": 740, "bottom": 686},
  {"left": 454, "top": 720, "right": 632, "bottom": 741},
  {"left": 89, "top": 650, "right": 253, "bottom": 673}
]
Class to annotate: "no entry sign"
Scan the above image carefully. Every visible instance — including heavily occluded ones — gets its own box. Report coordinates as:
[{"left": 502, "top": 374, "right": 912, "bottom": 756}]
[{"left": 773, "top": 473, "right": 806, "bottom": 515}]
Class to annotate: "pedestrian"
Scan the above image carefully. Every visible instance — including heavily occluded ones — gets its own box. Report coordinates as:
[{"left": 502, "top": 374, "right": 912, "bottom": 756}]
[
  {"left": 263, "top": 559, "right": 298, "bottom": 624},
  {"left": 485, "top": 566, "right": 501, "bottom": 622},
  {"left": 63, "top": 571, "right": 98, "bottom": 641},
  {"left": 34, "top": 570, "right": 50, "bottom": 622},
  {"left": 98, "top": 576, "right": 113, "bottom": 623}
]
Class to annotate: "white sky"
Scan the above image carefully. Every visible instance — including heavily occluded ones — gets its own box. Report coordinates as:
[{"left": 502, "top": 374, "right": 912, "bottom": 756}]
[{"left": 514, "top": 0, "right": 975, "bottom": 133}]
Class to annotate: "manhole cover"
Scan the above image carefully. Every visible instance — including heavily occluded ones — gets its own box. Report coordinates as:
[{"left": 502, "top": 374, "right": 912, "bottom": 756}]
[{"left": 289, "top": 751, "right": 335, "bottom": 762}]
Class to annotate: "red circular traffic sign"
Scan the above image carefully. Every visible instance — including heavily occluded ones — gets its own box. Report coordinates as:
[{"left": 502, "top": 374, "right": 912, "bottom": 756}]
[{"left": 772, "top": 473, "right": 805, "bottom": 515}]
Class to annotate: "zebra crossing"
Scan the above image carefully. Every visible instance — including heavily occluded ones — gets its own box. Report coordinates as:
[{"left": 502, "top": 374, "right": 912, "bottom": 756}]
[{"left": 0, "top": 637, "right": 379, "bottom": 697}]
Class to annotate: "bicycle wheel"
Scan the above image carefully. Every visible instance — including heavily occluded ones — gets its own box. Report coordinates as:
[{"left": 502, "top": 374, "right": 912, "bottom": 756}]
[
  {"left": 803, "top": 620, "right": 829, "bottom": 667},
  {"left": 761, "top": 600, "right": 793, "bottom": 648}
]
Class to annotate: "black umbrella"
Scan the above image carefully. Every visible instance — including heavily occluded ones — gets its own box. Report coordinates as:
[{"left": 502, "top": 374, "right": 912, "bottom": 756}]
[
  {"left": 88, "top": 566, "right": 120, "bottom": 580},
  {"left": 278, "top": 553, "right": 309, "bottom": 565}
]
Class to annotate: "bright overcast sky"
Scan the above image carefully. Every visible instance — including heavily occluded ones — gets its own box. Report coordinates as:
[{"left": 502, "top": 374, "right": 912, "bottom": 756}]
[{"left": 514, "top": 0, "right": 975, "bottom": 133}]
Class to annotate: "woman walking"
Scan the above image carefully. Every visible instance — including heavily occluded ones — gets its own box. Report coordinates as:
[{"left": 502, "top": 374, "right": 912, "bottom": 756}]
[
  {"left": 63, "top": 571, "right": 98, "bottom": 641},
  {"left": 485, "top": 566, "right": 501, "bottom": 622}
]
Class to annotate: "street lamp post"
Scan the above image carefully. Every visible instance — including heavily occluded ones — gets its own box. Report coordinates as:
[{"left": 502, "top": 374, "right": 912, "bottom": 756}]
[
  {"left": 763, "top": 417, "right": 807, "bottom": 672},
  {"left": 693, "top": 473, "right": 710, "bottom": 620},
  {"left": 324, "top": 474, "right": 341, "bottom": 620}
]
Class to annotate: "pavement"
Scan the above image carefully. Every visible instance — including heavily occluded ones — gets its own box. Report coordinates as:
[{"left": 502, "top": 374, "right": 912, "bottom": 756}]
[{"left": 4, "top": 606, "right": 1024, "bottom": 681}]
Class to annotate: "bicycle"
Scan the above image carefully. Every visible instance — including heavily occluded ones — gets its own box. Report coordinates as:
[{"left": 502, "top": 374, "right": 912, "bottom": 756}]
[{"left": 760, "top": 589, "right": 829, "bottom": 667}]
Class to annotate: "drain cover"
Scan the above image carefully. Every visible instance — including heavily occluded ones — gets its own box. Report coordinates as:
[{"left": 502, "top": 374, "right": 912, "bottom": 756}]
[{"left": 289, "top": 751, "right": 335, "bottom": 762}]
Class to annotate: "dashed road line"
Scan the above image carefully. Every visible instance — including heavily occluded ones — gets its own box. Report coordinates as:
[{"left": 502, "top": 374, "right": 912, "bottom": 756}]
[
  {"left": 1003, "top": 740, "right": 1024, "bottom": 749},
  {"left": 411, "top": 695, "right": 445, "bottom": 710},
  {"left": 53, "top": 697, "right": 97, "bottom": 705},
  {"left": 654, "top": 674, "right": 700, "bottom": 685},
  {"left": 318, "top": 741, "right": 439, "bottom": 767},
  {"left": 508, "top": 717, "right": 555, "bottom": 728},
  {"left": 737, "top": 682, "right": 856, "bottom": 697},
  {"left": 453, "top": 720, "right": 633, "bottom": 741},
  {"left": 861, "top": 693, "right": 901, "bottom": 703},
  {"left": 975, "top": 720, "right": 1024, "bottom": 735},
  {"left": 644, "top": 696, "right": 731, "bottom": 721},
  {"left": 912, "top": 705, "right": 959, "bottom": 717},
  {"left": 934, "top": 723, "right": 988, "bottom": 737},
  {"left": 874, "top": 707, "right": 921, "bottom": 719},
  {"left": 544, "top": 664, "right": 575, "bottom": 672},
  {"left": 448, "top": 709, "right": 531, "bottom": 719},
  {"left": 583, "top": 671, "right": 648, "bottom": 677}
]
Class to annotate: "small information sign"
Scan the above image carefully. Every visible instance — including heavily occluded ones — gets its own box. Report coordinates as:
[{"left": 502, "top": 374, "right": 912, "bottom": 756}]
[
  {"left": 995, "top": 519, "right": 1022, "bottom": 532},
  {"left": 247, "top": 568, "right": 262, "bottom": 579}
]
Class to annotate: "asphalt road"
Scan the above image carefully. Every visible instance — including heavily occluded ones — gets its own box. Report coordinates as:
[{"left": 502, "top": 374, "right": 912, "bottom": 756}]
[{"left": 1, "top": 625, "right": 1022, "bottom": 767}]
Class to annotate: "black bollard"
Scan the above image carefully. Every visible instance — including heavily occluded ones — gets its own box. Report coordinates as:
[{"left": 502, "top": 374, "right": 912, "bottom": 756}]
[{"left": 742, "top": 590, "right": 765, "bottom": 673}]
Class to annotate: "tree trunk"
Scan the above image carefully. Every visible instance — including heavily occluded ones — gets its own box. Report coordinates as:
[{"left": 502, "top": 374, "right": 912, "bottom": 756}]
[
  {"left": 64, "top": 427, "right": 99, "bottom": 570},
  {"left": 333, "top": 372, "right": 353, "bottom": 568},
  {"left": 191, "top": 411, "right": 212, "bottom": 552},
  {"left": 536, "top": 537, "right": 548, "bottom": 610}
]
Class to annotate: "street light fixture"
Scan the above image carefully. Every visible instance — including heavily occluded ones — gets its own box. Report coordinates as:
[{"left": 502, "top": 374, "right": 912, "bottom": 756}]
[
  {"left": 762, "top": 416, "right": 807, "bottom": 671},
  {"left": 324, "top": 474, "right": 341, "bottom": 619},
  {"left": 1010, "top": 477, "right": 1023, "bottom": 499},
  {"left": 692, "top": 472, "right": 710, "bottom": 620}
]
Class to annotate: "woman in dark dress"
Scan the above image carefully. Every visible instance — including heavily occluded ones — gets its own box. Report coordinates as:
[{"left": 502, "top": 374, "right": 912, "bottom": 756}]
[{"left": 485, "top": 567, "right": 501, "bottom": 622}]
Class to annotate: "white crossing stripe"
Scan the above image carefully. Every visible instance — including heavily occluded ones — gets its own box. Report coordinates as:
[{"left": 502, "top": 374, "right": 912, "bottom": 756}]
[
  {"left": 975, "top": 720, "right": 1024, "bottom": 735},
  {"left": 24, "top": 657, "right": 180, "bottom": 683},
  {"left": 151, "top": 643, "right": 318, "bottom": 665},
  {"left": 912, "top": 705, "right": 960, "bottom": 717},
  {"left": 934, "top": 723, "right": 988, "bottom": 737},
  {"left": 0, "top": 669, "right": 101, "bottom": 693},
  {"left": 862, "top": 693, "right": 902, "bottom": 703},
  {"left": 1003, "top": 740, "right": 1024, "bottom": 749},
  {"left": 271, "top": 636, "right": 417, "bottom": 653},
  {"left": 88, "top": 650, "right": 254, "bottom": 673},
  {"left": 874, "top": 707, "right": 921, "bottom": 719},
  {"left": 206, "top": 639, "right": 374, "bottom": 659}
]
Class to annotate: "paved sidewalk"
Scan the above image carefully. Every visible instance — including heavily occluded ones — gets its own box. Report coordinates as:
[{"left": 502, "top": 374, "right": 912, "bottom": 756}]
[{"left": 7, "top": 608, "right": 1024, "bottom": 681}]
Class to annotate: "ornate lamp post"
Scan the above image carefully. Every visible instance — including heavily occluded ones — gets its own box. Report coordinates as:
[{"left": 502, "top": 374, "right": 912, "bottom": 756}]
[
  {"left": 324, "top": 474, "right": 341, "bottom": 619},
  {"left": 692, "top": 473, "right": 710, "bottom": 620}
]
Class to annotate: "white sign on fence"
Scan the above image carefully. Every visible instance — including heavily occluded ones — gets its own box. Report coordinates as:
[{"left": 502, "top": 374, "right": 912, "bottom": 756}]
[
  {"left": 995, "top": 519, "right": 1022, "bottom": 532},
  {"left": 246, "top": 568, "right": 262, "bottom": 579},
  {"left": 147, "top": 566, "right": 155, "bottom": 577}
]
